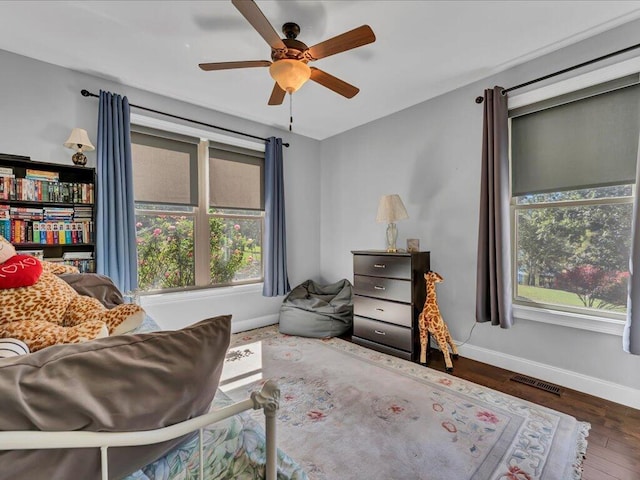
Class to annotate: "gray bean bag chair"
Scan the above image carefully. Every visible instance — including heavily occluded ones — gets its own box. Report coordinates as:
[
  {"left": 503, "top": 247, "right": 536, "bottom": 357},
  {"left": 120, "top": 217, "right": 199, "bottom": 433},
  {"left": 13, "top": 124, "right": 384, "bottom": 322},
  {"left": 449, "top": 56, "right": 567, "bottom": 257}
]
[{"left": 279, "top": 279, "right": 353, "bottom": 338}]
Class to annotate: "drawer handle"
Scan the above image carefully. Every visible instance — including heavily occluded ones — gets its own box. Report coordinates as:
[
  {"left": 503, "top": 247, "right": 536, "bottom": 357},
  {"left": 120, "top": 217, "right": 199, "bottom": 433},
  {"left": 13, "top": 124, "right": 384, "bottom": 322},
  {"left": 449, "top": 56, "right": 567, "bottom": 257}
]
[
  {"left": 374, "top": 330, "right": 387, "bottom": 336},
  {"left": 374, "top": 285, "right": 386, "bottom": 290},
  {"left": 375, "top": 308, "right": 385, "bottom": 312},
  {"left": 373, "top": 264, "right": 386, "bottom": 268}
]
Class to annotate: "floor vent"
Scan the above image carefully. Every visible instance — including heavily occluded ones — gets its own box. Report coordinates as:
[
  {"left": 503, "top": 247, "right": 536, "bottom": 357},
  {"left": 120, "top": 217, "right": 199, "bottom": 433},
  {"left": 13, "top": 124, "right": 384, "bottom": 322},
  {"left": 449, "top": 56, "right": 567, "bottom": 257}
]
[{"left": 510, "top": 374, "right": 562, "bottom": 396}]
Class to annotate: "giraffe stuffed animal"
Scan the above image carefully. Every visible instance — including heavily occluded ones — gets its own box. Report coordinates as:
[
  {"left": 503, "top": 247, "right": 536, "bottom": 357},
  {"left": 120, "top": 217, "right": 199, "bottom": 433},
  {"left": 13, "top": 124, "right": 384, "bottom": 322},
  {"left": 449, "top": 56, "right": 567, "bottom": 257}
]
[{"left": 418, "top": 271, "right": 458, "bottom": 372}]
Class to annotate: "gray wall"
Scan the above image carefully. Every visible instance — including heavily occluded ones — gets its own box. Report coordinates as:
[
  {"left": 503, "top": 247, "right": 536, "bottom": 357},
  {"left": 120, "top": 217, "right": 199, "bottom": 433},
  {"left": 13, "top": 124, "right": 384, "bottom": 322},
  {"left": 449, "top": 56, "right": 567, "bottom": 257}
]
[
  {"left": 0, "top": 48, "right": 322, "bottom": 331},
  {"left": 3, "top": 16, "right": 640, "bottom": 403},
  {"left": 319, "top": 19, "right": 640, "bottom": 397}
]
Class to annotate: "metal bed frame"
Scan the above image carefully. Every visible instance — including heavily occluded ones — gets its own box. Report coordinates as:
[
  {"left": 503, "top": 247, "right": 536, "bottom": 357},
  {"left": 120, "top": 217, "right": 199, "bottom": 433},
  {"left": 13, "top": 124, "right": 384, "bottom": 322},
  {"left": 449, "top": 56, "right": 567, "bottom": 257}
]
[{"left": 0, "top": 380, "right": 280, "bottom": 480}]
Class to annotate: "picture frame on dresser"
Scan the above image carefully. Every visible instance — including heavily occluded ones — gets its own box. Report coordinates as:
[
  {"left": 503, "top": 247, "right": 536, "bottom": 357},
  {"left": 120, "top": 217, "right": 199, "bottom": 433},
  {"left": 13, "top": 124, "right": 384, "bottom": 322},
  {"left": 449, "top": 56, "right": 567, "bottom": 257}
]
[
  {"left": 351, "top": 250, "right": 430, "bottom": 362},
  {"left": 0, "top": 156, "right": 96, "bottom": 272}
]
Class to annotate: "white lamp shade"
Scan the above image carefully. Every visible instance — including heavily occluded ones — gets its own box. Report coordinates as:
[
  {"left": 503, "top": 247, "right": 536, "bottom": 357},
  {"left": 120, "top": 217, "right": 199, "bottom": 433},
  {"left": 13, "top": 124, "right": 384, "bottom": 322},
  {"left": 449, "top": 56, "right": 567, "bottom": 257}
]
[
  {"left": 269, "top": 59, "right": 311, "bottom": 93},
  {"left": 376, "top": 194, "right": 409, "bottom": 223},
  {"left": 64, "top": 128, "right": 95, "bottom": 152}
]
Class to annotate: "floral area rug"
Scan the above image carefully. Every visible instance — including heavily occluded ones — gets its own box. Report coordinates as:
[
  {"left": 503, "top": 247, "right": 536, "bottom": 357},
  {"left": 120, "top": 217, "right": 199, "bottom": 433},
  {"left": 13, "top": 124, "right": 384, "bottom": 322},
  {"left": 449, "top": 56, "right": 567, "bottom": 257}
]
[{"left": 221, "top": 326, "right": 590, "bottom": 480}]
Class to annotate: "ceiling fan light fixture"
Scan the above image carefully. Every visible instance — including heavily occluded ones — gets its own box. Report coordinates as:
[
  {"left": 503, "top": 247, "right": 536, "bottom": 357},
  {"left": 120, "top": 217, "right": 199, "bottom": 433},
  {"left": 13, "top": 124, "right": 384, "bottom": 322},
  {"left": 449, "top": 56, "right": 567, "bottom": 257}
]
[{"left": 269, "top": 59, "right": 311, "bottom": 93}]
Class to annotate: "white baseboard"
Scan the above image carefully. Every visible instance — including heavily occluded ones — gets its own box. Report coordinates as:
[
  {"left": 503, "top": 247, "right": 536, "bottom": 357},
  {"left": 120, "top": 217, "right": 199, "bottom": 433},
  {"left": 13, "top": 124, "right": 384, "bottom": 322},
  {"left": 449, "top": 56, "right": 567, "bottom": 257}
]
[
  {"left": 458, "top": 343, "right": 640, "bottom": 410},
  {"left": 232, "top": 314, "right": 279, "bottom": 334}
]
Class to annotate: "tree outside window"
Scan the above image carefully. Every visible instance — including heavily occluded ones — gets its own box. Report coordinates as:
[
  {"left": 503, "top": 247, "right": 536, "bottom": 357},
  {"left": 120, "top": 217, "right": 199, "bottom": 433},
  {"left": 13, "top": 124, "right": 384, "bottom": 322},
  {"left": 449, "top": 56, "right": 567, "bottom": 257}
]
[
  {"left": 135, "top": 208, "right": 263, "bottom": 292},
  {"left": 514, "top": 185, "right": 632, "bottom": 314}
]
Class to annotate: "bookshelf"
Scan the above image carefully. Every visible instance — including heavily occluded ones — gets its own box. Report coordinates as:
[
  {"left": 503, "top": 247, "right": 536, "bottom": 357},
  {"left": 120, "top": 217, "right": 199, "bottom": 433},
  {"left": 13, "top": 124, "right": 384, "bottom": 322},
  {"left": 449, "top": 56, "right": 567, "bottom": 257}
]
[{"left": 0, "top": 154, "right": 96, "bottom": 272}]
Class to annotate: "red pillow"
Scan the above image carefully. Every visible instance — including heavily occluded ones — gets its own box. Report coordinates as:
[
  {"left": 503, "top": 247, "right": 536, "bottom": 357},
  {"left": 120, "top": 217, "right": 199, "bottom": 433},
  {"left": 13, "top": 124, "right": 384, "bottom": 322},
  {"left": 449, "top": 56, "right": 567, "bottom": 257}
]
[{"left": 0, "top": 255, "right": 43, "bottom": 289}]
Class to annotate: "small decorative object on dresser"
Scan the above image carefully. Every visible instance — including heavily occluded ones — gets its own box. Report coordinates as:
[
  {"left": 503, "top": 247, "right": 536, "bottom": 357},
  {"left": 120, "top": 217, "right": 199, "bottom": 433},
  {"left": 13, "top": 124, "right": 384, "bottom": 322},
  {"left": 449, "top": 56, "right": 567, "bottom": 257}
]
[
  {"left": 351, "top": 250, "right": 430, "bottom": 361},
  {"left": 406, "top": 238, "right": 420, "bottom": 253}
]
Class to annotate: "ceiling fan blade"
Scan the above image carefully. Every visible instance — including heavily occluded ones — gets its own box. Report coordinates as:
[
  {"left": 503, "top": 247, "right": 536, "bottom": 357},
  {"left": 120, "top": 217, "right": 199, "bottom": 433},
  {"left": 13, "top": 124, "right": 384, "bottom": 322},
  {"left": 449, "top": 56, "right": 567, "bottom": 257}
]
[
  {"left": 268, "top": 83, "right": 286, "bottom": 105},
  {"left": 199, "top": 60, "right": 271, "bottom": 71},
  {"left": 231, "top": 0, "right": 286, "bottom": 50},
  {"left": 307, "top": 25, "right": 375, "bottom": 60},
  {"left": 309, "top": 67, "right": 359, "bottom": 98}
]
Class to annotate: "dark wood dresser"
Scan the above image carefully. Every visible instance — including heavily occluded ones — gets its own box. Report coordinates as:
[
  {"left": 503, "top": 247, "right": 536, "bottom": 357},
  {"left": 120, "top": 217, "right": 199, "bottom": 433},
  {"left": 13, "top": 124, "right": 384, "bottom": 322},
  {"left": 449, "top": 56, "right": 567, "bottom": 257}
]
[{"left": 351, "top": 250, "right": 430, "bottom": 361}]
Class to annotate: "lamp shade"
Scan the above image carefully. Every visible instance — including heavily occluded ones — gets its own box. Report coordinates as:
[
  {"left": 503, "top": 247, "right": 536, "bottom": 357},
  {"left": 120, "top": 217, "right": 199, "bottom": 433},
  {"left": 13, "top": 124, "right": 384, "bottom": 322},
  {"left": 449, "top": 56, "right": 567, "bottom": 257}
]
[
  {"left": 64, "top": 128, "right": 95, "bottom": 152},
  {"left": 269, "top": 59, "right": 311, "bottom": 93},
  {"left": 376, "top": 194, "right": 409, "bottom": 223}
]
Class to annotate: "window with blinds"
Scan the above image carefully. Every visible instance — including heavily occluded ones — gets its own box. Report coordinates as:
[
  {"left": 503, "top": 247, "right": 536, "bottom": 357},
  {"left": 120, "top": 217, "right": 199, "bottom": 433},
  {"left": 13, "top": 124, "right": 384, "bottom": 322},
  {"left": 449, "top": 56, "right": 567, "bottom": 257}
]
[
  {"left": 131, "top": 129, "right": 199, "bottom": 206},
  {"left": 510, "top": 76, "right": 640, "bottom": 196},
  {"left": 130, "top": 127, "right": 265, "bottom": 292},
  {"left": 510, "top": 76, "right": 638, "bottom": 317},
  {"left": 209, "top": 143, "right": 264, "bottom": 211}
]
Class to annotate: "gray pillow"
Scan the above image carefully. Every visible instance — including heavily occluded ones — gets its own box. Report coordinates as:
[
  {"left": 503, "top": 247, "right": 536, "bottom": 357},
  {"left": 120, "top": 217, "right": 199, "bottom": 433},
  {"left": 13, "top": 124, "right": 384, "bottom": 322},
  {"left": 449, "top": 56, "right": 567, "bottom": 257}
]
[
  {"left": 0, "top": 315, "right": 232, "bottom": 480},
  {"left": 58, "top": 273, "right": 125, "bottom": 308}
]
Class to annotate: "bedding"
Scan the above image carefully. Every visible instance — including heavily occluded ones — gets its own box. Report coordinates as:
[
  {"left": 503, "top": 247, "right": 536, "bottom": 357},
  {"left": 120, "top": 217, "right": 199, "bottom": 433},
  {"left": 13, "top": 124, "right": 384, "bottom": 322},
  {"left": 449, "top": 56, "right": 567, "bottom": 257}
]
[
  {"left": 0, "top": 267, "right": 308, "bottom": 480},
  {"left": 124, "top": 388, "right": 308, "bottom": 480},
  {"left": 123, "top": 316, "right": 308, "bottom": 480},
  {"left": 0, "top": 314, "right": 308, "bottom": 479},
  {"left": 0, "top": 338, "right": 29, "bottom": 357},
  {"left": 59, "top": 272, "right": 125, "bottom": 308},
  {"left": 0, "top": 315, "right": 231, "bottom": 479}
]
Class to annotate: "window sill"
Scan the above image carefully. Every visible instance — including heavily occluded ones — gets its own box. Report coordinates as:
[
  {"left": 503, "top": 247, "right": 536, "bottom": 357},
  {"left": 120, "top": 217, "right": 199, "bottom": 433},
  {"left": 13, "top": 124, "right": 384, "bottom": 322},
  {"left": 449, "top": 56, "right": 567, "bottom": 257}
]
[
  {"left": 513, "top": 304, "right": 625, "bottom": 336},
  {"left": 140, "top": 282, "right": 264, "bottom": 307}
]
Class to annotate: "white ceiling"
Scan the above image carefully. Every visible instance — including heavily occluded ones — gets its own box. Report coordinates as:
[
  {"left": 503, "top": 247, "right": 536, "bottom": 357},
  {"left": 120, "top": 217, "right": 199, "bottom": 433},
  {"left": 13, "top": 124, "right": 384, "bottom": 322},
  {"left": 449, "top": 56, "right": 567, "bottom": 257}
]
[{"left": 1, "top": 1, "right": 640, "bottom": 140}]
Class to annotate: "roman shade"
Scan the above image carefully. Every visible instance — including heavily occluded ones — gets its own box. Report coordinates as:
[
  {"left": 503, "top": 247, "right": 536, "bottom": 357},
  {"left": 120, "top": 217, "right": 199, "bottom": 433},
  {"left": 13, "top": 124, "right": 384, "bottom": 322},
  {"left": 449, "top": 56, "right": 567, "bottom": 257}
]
[
  {"left": 131, "top": 128, "right": 199, "bottom": 206},
  {"left": 209, "top": 143, "right": 264, "bottom": 210},
  {"left": 511, "top": 80, "right": 640, "bottom": 196}
]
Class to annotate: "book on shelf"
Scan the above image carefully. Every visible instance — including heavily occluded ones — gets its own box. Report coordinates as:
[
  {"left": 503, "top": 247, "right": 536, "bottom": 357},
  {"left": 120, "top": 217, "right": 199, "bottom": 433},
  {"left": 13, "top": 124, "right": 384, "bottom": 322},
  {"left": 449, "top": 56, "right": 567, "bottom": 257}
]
[
  {"left": 3, "top": 219, "right": 94, "bottom": 245},
  {"left": 0, "top": 178, "right": 93, "bottom": 203},
  {"left": 43, "top": 207, "right": 74, "bottom": 221},
  {"left": 16, "top": 249, "right": 44, "bottom": 260},
  {"left": 25, "top": 169, "right": 59, "bottom": 182},
  {"left": 62, "top": 258, "right": 95, "bottom": 273},
  {"left": 63, "top": 251, "right": 93, "bottom": 260},
  {"left": 0, "top": 176, "right": 15, "bottom": 200},
  {"left": 0, "top": 214, "right": 8, "bottom": 238},
  {"left": 0, "top": 167, "right": 14, "bottom": 176},
  {"left": 9, "top": 206, "right": 44, "bottom": 220},
  {"left": 0, "top": 221, "right": 9, "bottom": 239}
]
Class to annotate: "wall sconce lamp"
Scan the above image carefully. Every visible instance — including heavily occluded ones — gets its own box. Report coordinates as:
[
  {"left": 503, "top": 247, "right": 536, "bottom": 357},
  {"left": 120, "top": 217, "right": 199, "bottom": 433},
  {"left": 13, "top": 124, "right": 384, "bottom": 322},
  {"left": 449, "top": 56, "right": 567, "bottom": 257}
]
[
  {"left": 64, "top": 128, "right": 95, "bottom": 166},
  {"left": 376, "top": 194, "right": 409, "bottom": 252}
]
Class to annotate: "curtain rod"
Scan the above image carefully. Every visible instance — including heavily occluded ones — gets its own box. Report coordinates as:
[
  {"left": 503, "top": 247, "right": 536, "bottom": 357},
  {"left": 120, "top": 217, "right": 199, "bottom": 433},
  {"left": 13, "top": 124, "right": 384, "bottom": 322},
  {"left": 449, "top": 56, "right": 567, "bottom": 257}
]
[
  {"left": 474, "top": 41, "right": 640, "bottom": 104},
  {"left": 80, "top": 89, "right": 290, "bottom": 147}
]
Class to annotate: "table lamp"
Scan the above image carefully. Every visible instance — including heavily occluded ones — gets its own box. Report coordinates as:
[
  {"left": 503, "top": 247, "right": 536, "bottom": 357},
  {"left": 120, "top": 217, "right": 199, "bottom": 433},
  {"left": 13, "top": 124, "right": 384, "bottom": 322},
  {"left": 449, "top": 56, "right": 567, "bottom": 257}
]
[
  {"left": 376, "top": 194, "right": 409, "bottom": 252},
  {"left": 64, "top": 128, "right": 95, "bottom": 166}
]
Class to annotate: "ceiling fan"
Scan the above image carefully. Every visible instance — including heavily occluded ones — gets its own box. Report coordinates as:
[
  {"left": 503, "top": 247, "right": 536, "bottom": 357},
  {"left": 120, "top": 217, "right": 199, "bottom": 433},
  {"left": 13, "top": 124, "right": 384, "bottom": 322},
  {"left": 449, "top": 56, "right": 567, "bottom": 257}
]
[{"left": 199, "top": 0, "right": 376, "bottom": 106}]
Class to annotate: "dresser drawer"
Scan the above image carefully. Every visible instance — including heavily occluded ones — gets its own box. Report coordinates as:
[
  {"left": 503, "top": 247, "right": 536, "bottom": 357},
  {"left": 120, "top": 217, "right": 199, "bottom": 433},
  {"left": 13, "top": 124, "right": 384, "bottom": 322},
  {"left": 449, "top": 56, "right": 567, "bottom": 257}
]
[
  {"left": 353, "top": 316, "right": 412, "bottom": 352},
  {"left": 354, "top": 296, "right": 412, "bottom": 327},
  {"left": 353, "top": 275, "right": 411, "bottom": 303},
  {"left": 351, "top": 337, "right": 413, "bottom": 361},
  {"left": 353, "top": 254, "right": 411, "bottom": 279}
]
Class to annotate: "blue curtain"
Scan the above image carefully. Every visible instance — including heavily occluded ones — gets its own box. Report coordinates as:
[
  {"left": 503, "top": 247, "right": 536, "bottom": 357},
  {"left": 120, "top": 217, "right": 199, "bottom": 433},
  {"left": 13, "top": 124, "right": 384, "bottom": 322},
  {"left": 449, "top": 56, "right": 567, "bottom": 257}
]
[
  {"left": 624, "top": 132, "right": 640, "bottom": 354},
  {"left": 262, "top": 137, "right": 290, "bottom": 297},
  {"left": 96, "top": 90, "right": 138, "bottom": 293},
  {"left": 476, "top": 87, "right": 513, "bottom": 328}
]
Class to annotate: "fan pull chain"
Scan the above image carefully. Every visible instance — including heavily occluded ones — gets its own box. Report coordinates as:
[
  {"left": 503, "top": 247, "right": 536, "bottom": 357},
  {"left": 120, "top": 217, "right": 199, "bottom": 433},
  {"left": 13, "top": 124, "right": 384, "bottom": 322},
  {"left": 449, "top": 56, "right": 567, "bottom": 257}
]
[{"left": 289, "top": 93, "right": 293, "bottom": 132}]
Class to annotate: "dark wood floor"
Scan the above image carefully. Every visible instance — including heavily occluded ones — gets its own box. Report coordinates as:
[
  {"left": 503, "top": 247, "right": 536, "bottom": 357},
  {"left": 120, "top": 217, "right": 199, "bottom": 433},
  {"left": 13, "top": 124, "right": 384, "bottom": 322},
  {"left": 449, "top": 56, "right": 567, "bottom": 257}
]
[{"left": 424, "top": 349, "right": 640, "bottom": 480}]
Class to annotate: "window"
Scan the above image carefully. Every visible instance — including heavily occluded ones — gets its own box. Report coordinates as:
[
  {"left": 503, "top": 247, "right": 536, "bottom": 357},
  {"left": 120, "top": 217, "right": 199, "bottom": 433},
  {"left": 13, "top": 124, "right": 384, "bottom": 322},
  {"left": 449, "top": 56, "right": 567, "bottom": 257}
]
[
  {"left": 131, "top": 128, "right": 264, "bottom": 292},
  {"left": 510, "top": 78, "right": 639, "bottom": 317}
]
